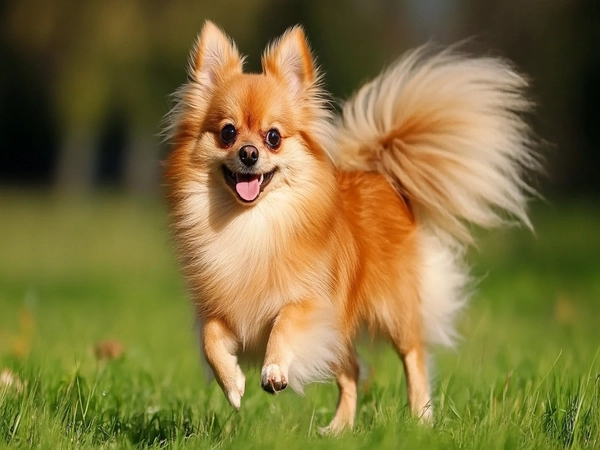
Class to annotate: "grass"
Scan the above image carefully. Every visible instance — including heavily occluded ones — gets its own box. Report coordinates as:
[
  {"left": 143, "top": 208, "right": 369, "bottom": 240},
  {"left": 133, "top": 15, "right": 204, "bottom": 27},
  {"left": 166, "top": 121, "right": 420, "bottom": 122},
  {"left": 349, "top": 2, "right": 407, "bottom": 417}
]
[{"left": 0, "top": 191, "right": 599, "bottom": 449}]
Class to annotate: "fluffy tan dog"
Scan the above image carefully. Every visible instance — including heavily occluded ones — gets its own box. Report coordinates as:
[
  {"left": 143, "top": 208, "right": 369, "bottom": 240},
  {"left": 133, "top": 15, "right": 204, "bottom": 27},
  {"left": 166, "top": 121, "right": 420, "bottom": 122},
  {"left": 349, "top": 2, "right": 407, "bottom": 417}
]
[{"left": 164, "top": 22, "right": 537, "bottom": 433}]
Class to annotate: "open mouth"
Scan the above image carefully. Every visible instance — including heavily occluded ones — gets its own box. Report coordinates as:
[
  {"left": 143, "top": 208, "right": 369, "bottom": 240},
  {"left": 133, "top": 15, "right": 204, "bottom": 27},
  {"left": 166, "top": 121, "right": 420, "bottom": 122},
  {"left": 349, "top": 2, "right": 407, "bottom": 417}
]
[{"left": 222, "top": 165, "right": 277, "bottom": 203}]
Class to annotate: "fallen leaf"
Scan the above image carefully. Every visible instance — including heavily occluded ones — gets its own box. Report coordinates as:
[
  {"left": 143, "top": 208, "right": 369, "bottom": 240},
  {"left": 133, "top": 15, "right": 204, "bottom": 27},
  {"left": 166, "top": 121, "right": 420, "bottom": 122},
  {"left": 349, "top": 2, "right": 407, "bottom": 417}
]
[{"left": 94, "top": 340, "right": 124, "bottom": 361}]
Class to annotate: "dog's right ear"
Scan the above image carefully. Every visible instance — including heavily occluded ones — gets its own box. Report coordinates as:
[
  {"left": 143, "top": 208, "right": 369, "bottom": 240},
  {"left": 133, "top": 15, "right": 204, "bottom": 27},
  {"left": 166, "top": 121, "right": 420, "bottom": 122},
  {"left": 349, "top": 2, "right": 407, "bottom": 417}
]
[{"left": 188, "top": 21, "right": 243, "bottom": 90}]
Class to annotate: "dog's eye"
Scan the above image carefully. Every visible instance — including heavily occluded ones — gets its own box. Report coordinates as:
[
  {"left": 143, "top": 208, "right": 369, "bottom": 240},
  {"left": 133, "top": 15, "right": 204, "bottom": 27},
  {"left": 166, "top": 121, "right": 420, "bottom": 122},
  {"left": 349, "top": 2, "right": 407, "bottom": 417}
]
[
  {"left": 220, "top": 124, "right": 237, "bottom": 145},
  {"left": 265, "top": 129, "right": 281, "bottom": 150}
]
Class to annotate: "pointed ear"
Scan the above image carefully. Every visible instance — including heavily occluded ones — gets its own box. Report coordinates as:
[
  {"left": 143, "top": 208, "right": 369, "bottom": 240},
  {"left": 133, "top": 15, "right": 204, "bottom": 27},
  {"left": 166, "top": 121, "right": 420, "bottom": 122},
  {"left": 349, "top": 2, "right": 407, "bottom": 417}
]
[
  {"left": 188, "top": 21, "right": 243, "bottom": 89},
  {"left": 262, "top": 26, "right": 318, "bottom": 98}
]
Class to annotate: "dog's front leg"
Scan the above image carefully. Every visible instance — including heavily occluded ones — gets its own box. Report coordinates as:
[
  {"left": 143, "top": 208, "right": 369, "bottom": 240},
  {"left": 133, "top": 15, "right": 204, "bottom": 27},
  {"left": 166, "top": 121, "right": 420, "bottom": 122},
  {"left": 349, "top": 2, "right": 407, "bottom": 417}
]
[
  {"left": 202, "top": 318, "right": 246, "bottom": 409},
  {"left": 261, "top": 300, "right": 338, "bottom": 394}
]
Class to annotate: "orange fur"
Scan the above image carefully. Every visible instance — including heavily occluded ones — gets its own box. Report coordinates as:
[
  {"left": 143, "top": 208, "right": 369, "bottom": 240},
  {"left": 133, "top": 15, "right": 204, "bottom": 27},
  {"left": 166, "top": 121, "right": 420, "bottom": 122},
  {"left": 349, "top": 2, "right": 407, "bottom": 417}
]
[{"left": 164, "top": 22, "right": 537, "bottom": 432}]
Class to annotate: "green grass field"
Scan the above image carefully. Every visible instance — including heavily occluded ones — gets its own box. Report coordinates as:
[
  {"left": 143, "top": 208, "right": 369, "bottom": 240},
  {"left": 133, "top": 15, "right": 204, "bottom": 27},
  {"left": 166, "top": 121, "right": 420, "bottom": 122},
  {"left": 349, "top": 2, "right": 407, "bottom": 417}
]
[{"left": 1, "top": 192, "right": 599, "bottom": 449}]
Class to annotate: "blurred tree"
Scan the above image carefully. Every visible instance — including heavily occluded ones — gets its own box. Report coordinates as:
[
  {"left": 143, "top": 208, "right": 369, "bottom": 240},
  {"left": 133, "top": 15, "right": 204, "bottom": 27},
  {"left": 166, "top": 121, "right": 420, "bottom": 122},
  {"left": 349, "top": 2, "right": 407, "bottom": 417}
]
[
  {"left": 1, "top": 0, "right": 269, "bottom": 194},
  {"left": 0, "top": 0, "right": 599, "bottom": 194},
  {"left": 461, "top": 0, "right": 600, "bottom": 194},
  {"left": 4, "top": 1, "right": 115, "bottom": 192}
]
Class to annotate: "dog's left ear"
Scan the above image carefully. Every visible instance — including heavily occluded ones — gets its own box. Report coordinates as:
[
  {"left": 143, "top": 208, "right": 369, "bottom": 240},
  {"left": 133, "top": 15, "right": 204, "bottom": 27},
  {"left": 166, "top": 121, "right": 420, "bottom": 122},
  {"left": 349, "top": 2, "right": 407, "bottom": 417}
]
[{"left": 262, "top": 26, "right": 318, "bottom": 98}]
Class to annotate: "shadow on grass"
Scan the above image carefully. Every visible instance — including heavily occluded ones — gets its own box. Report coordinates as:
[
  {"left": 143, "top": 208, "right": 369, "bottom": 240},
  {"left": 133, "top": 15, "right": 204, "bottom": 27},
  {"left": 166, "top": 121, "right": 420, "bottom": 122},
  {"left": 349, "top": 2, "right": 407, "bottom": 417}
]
[
  {"left": 92, "top": 407, "right": 226, "bottom": 447},
  {"left": 541, "top": 375, "right": 600, "bottom": 449}
]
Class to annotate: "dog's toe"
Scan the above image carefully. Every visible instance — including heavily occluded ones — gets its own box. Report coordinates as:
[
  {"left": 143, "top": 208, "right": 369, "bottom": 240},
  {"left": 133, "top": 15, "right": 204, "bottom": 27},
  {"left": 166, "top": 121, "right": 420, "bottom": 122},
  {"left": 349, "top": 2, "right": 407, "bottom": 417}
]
[{"left": 260, "top": 364, "right": 288, "bottom": 394}]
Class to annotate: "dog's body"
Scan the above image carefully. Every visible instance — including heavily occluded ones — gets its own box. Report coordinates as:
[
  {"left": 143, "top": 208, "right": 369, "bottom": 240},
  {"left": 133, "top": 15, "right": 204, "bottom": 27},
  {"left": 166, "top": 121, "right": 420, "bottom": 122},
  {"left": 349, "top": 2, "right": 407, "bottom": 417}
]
[{"left": 164, "top": 22, "right": 537, "bottom": 433}]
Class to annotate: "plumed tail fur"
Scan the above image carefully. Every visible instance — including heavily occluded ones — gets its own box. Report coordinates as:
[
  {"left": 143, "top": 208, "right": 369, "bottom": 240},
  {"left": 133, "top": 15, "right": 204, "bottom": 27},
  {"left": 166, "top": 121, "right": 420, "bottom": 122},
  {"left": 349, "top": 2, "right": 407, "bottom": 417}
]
[{"left": 335, "top": 46, "right": 539, "bottom": 244}]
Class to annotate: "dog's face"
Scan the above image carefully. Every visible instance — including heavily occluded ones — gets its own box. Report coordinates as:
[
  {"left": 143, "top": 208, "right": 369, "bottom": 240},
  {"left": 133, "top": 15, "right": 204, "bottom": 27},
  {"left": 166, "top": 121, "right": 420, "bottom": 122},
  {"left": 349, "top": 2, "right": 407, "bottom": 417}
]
[
  {"left": 204, "top": 73, "right": 296, "bottom": 204},
  {"left": 179, "top": 22, "right": 334, "bottom": 207}
]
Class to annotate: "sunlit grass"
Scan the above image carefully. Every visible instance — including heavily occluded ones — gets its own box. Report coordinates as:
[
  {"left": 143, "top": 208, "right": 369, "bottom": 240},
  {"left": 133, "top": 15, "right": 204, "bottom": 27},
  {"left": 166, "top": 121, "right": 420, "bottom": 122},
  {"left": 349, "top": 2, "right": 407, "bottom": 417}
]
[{"left": 1, "top": 191, "right": 598, "bottom": 449}]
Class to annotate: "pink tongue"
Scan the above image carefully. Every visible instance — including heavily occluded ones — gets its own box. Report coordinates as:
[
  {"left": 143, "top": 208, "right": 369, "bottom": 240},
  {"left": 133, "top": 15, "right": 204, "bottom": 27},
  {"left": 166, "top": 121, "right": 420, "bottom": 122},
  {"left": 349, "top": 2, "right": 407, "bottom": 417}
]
[{"left": 235, "top": 174, "right": 261, "bottom": 202}]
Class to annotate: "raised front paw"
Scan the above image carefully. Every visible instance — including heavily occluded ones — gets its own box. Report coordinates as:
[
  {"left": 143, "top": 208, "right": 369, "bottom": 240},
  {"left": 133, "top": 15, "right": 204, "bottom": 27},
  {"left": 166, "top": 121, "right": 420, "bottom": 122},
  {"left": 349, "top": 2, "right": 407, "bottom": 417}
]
[{"left": 261, "top": 364, "right": 288, "bottom": 394}]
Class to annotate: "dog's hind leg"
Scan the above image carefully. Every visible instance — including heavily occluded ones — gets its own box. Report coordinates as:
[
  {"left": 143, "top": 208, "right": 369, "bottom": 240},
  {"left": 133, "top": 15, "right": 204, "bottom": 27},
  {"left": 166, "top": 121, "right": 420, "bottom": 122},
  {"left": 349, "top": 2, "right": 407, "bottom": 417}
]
[
  {"left": 319, "top": 352, "right": 359, "bottom": 435},
  {"left": 392, "top": 337, "right": 433, "bottom": 423}
]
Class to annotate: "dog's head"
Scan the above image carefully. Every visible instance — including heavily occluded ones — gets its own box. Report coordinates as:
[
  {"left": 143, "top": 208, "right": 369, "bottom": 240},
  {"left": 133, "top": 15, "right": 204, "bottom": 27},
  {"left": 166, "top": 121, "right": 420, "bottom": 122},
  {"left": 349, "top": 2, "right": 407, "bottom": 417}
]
[{"left": 168, "top": 21, "right": 335, "bottom": 207}]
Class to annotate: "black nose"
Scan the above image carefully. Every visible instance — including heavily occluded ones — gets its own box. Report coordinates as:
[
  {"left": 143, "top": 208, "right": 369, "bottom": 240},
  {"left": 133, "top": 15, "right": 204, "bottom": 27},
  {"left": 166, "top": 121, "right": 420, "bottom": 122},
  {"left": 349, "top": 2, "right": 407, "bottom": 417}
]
[{"left": 238, "top": 145, "right": 259, "bottom": 167}]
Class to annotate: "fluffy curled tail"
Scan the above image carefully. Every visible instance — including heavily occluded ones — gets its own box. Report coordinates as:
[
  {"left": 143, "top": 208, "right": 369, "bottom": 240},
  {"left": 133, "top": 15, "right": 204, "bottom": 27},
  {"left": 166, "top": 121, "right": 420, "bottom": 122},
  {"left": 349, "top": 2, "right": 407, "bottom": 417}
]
[{"left": 335, "top": 46, "right": 539, "bottom": 244}]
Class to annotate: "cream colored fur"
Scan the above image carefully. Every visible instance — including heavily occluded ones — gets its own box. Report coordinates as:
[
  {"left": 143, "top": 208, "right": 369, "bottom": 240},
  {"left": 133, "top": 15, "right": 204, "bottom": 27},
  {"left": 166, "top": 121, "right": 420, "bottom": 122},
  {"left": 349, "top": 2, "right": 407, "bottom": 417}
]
[{"left": 336, "top": 46, "right": 538, "bottom": 244}]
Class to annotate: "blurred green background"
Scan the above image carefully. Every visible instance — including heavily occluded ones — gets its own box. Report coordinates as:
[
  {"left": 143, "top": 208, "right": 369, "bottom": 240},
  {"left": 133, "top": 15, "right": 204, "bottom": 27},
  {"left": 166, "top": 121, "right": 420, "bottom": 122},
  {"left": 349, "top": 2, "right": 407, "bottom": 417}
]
[{"left": 0, "top": 0, "right": 599, "bottom": 195}]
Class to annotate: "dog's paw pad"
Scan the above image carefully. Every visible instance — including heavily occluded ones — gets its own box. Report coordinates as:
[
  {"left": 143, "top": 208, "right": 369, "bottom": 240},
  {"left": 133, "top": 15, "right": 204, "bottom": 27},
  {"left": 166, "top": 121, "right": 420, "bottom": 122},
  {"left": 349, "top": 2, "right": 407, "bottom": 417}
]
[{"left": 260, "top": 364, "right": 287, "bottom": 394}]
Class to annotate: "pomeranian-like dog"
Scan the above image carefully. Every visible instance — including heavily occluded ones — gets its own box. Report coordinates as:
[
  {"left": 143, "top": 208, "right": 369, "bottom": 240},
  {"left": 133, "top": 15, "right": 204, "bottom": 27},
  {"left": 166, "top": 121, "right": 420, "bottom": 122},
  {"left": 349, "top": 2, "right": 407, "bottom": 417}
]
[{"left": 164, "top": 21, "right": 537, "bottom": 433}]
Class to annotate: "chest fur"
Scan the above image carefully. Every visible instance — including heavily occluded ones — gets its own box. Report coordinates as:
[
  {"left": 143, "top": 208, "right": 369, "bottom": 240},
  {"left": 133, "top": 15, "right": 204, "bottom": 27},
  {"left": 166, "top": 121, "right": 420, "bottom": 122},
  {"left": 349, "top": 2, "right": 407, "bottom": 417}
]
[{"left": 179, "top": 196, "right": 335, "bottom": 346}]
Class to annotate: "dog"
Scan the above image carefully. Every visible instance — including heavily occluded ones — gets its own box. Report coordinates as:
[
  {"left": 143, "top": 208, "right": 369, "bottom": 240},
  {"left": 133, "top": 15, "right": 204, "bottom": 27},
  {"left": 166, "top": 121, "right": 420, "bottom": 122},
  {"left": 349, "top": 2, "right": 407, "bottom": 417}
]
[{"left": 164, "top": 21, "right": 538, "bottom": 433}]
